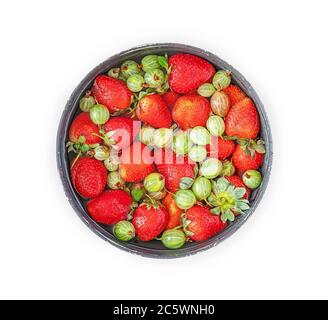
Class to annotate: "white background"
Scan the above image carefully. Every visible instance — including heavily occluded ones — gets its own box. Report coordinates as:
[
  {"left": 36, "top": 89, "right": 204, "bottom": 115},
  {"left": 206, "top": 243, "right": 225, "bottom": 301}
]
[{"left": 0, "top": 0, "right": 327, "bottom": 300}]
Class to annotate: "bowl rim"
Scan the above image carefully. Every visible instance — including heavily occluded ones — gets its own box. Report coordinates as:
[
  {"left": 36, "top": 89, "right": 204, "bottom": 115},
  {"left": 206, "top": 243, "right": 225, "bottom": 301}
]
[{"left": 56, "top": 43, "right": 273, "bottom": 259}]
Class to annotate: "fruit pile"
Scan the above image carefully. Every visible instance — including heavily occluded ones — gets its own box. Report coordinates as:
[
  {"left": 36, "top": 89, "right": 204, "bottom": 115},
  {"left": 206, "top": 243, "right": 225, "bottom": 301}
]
[{"left": 67, "top": 53, "right": 265, "bottom": 249}]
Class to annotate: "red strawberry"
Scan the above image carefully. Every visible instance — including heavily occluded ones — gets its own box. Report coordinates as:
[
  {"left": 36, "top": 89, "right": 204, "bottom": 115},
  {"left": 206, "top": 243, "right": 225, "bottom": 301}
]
[
  {"left": 225, "top": 98, "right": 260, "bottom": 139},
  {"left": 92, "top": 75, "right": 132, "bottom": 112},
  {"left": 155, "top": 148, "right": 195, "bottom": 192},
  {"left": 69, "top": 113, "right": 101, "bottom": 145},
  {"left": 71, "top": 157, "right": 107, "bottom": 198},
  {"left": 132, "top": 204, "right": 169, "bottom": 241},
  {"left": 104, "top": 117, "right": 140, "bottom": 149},
  {"left": 232, "top": 144, "right": 264, "bottom": 173},
  {"left": 206, "top": 136, "right": 236, "bottom": 160},
  {"left": 222, "top": 85, "right": 246, "bottom": 106},
  {"left": 120, "top": 143, "right": 155, "bottom": 183},
  {"left": 226, "top": 175, "right": 250, "bottom": 199},
  {"left": 172, "top": 94, "right": 211, "bottom": 130},
  {"left": 136, "top": 94, "right": 172, "bottom": 128},
  {"left": 184, "top": 206, "right": 227, "bottom": 242},
  {"left": 161, "top": 91, "right": 180, "bottom": 110},
  {"left": 87, "top": 190, "right": 132, "bottom": 225},
  {"left": 168, "top": 54, "right": 215, "bottom": 94},
  {"left": 162, "top": 194, "right": 183, "bottom": 230}
]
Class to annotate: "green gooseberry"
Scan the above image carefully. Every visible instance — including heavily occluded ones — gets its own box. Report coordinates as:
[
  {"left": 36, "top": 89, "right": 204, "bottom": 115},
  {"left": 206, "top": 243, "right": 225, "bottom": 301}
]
[
  {"left": 107, "top": 67, "right": 120, "bottom": 79},
  {"left": 148, "top": 190, "right": 167, "bottom": 201},
  {"left": 161, "top": 229, "right": 186, "bottom": 249},
  {"left": 190, "top": 127, "right": 211, "bottom": 145},
  {"left": 221, "top": 160, "right": 235, "bottom": 177},
  {"left": 172, "top": 130, "right": 193, "bottom": 155},
  {"left": 94, "top": 145, "right": 110, "bottom": 161},
  {"left": 242, "top": 170, "right": 262, "bottom": 189},
  {"left": 197, "top": 83, "right": 216, "bottom": 97},
  {"left": 104, "top": 157, "right": 120, "bottom": 172},
  {"left": 127, "top": 74, "right": 145, "bottom": 92},
  {"left": 121, "top": 60, "right": 141, "bottom": 78},
  {"left": 141, "top": 55, "right": 160, "bottom": 72},
  {"left": 179, "top": 177, "right": 195, "bottom": 190},
  {"left": 107, "top": 171, "right": 125, "bottom": 190},
  {"left": 212, "top": 70, "right": 232, "bottom": 90},
  {"left": 144, "top": 173, "right": 165, "bottom": 193},
  {"left": 153, "top": 128, "right": 173, "bottom": 148},
  {"left": 114, "top": 221, "right": 135, "bottom": 241},
  {"left": 90, "top": 104, "right": 110, "bottom": 125},
  {"left": 206, "top": 115, "right": 225, "bottom": 137},
  {"left": 79, "top": 95, "right": 96, "bottom": 112},
  {"left": 174, "top": 190, "right": 197, "bottom": 210},
  {"left": 200, "top": 158, "right": 223, "bottom": 179},
  {"left": 192, "top": 176, "right": 212, "bottom": 200},
  {"left": 189, "top": 145, "right": 207, "bottom": 162},
  {"left": 144, "top": 69, "right": 165, "bottom": 88},
  {"left": 139, "top": 126, "right": 156, "bottom": 146}
]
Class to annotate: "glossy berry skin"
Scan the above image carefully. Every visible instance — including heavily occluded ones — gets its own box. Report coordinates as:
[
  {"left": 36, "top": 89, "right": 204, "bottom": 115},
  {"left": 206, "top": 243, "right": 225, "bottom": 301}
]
[
  {"left": 168, "top": 54, "right": 215, "bottom": 94},
  {"left": 185, "top": 206, "right": 227, "bottom": 241},
  {"left": 225, "top": 98, "right": 260, "bottom": 139},
  {"left": 132, "top": 205, "right": 169, "bottom": 242},
  {"left": 206, "top": 136, "right": 236, "bottom": 160},
  {"left": 172, "top": 94, "right": 211, "bottom": 130},
  {"left": 155, "top": 148, "right": 195, "bottom": 192},
  {"left": 161, "top": 91, "right": 180, "bottom": 110},
  {"left": 92, "top": 75, "right": 132, "bottom": 112},
  {"left": 162, "top": 193, "right": 183, "bottom": 230},
  {"left": 120, "top": 143, "right": 155, "bottom": 183},
  {"left": 226, "top": 175, "right": 251, "bottom": 199},
  {"left": 222, "top": 85, "right": 246, "bottom": 106},
  {"left": 69, "top": 113, "right": 102, "bottom": 145},
  {"left": 87, "top": 190, "right": 132, "bottom": 225},
  {"left": 136, "top": 94, "right": 172, "bottom": 128},
  {"left": 104, "top": 117, "right": 140, "bottom": 149},
  {"left": 71, "top": 157, "right": 107, "bottom": 199},
  {"left": 232, "top": 144, "right": 264, "bottom": 173}
]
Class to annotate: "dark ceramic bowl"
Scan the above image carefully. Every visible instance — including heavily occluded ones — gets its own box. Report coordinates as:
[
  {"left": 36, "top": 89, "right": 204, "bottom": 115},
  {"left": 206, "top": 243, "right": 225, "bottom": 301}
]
[{"left": 57, "top": 43, "right": 273, "bottom": 258}]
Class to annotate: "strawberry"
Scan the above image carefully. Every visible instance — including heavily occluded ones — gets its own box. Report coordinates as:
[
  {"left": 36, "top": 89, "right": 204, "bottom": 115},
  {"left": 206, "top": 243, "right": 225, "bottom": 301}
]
[
  {"left": 69, "top": 112, "right": 101, "bottom": 145},
  {"left": 92, "top": 75, "right": 132, "bottom": 112},
  {"left": 206, "top": 136, "right": 236, "bottom": 160},
  {"left": 154, "top": 148, "right": 195, "bottom": 192},
  {"left": 225, "top": 98, "right": 260, "bottom": 139},
  {"left": 232, "top": 144, "right": 264, "bottom": 173},
  {"left": 71, "top": 157, "right": 107, "bottom": 198},
  {"left": 87, "top": 190, "right": 132, "bottom": 225},
  {"left": 226, "top": 175, "right": 250, "bottom": 199},
  {"left": 162, "top": 193, "right": 183, "bottom": 229},
  {"left": 172, "top": 94, "right": 211, "bottom": 130},
  {"left": 104, "top": 117, "right": 140, "bottom": 149},
  {"left": 161, "top": 91, "right": 180, "bottom": 110},
  {"left": 136, "top": 94, "right": 172, "bottom": 128},
  {"left": 132, "top": 204, "right": 169, "bottom": 241},
  {"left": 184, "top": 206, "right": 227, "bottom": 242},
  {"left": 120, "top": 142, "right": 155, "bottom": 182},
  {"left": 168, "top": 54, "right": 215, "bottom": 94},
  {"left": 222, "top": 85, "right": 246, "bottom": 106}
]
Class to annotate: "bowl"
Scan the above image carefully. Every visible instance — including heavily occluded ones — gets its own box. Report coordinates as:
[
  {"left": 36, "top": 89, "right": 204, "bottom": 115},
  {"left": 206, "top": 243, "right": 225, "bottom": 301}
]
[{"left": 56, "top": 43, "right": 273, "bottom": 259}]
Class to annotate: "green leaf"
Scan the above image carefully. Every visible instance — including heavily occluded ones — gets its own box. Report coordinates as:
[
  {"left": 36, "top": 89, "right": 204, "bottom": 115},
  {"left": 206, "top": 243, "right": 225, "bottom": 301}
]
[
  {"left": 158, "top": 56, "right": 168, "bottom": 70},
  {"left": 237, "top": 201, "right": 250, "bottom": 211},
  {"left": 234, "top": 187, "right": 246, "bottom": 199},
  {"left": 78, "top": 135, "right": 86, "bottom": 144},
  {"left": 131, "top": 189, "right": 144, "bottom": 202},
  {"left": 216, "top": 177, "right": 228, "bottom": 191},
  {"left": 221, "top": 209, "right": 235, "bottom": 223},
  {"left": 210, "top": 207, "right": 222, "bottom": 216}
]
